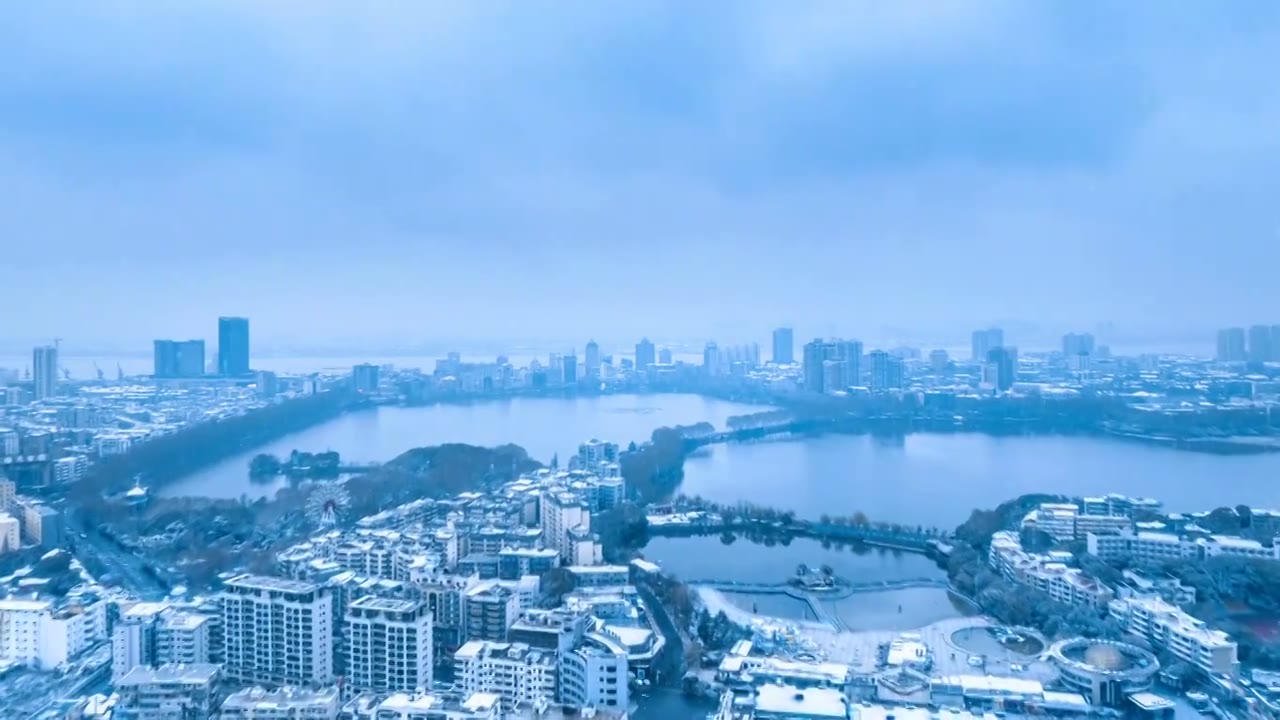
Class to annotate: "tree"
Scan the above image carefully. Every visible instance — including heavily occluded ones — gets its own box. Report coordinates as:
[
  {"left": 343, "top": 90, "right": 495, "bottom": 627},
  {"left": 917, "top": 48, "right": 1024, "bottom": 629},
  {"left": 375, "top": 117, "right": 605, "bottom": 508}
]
[{"left": 851, "top": 512, "right": 869, "bottom": 526}]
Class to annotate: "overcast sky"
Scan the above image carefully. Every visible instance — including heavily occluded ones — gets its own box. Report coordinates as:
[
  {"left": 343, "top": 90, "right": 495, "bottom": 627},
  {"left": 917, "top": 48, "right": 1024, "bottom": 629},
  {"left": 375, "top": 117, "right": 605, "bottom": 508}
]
[{"left": 4, "top": 1, "right": 1279, "bottom": 354}]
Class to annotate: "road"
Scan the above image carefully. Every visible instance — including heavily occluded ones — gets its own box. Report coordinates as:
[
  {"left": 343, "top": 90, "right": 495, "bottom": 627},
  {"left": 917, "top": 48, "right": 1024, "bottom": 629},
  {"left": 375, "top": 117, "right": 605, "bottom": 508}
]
[{"left": 64, "top": 508, "right": 170, "bottom": 599}]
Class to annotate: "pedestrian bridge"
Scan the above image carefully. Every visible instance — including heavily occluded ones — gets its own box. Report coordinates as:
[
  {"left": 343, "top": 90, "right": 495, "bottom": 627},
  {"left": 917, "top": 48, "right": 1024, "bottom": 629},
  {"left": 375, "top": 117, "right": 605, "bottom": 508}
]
[{"left": 689, "top": 577, "right": 948, "bottom": 595}]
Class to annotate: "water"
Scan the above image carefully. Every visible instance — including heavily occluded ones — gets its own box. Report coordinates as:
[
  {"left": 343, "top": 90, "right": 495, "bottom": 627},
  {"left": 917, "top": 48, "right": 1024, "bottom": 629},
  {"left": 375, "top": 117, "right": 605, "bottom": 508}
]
[
  {"left": 679, "top": 432, "right": 1280, "bottom": 528},
  {"left": 642, "top": 535, "right": 973, "bottom": 631},
  {"left": 160, "top": 394, "right": 770, "bottom": 498}
]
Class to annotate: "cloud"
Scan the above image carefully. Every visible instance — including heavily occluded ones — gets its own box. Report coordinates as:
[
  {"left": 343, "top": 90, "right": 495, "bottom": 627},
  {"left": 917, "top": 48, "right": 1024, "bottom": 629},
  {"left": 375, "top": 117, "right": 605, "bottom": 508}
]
[{"left": 1, "top": 2, "right": 1278, "bottom": 351}]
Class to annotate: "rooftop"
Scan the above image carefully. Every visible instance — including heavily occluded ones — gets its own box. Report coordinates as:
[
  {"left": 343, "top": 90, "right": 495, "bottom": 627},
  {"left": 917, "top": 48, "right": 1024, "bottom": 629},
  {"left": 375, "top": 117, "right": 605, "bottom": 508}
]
[
  {"left": 117, "top": 663, "right": 219, "bottom": 686},
  {"left": 754, "top": 684, "right": 848, "bottom": 718}
]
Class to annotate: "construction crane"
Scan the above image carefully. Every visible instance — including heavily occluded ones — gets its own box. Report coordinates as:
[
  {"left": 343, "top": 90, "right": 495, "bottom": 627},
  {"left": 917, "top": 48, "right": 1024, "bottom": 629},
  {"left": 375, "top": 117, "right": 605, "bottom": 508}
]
[{"left": 93, "top": 361, "right": 104, "bottom": 381}]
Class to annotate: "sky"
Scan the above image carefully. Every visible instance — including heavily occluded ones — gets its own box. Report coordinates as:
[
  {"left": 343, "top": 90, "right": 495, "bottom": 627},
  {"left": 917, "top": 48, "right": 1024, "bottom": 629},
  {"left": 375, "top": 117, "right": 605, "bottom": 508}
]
[{"left": 4, "top": 1, "right": 1279, "bottom": 354}]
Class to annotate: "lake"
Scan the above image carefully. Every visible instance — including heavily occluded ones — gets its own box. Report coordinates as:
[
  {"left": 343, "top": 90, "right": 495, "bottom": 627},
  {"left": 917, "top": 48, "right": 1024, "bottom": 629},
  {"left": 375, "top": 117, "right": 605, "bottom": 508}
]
[
  {"left": 160, "top": 394, "right": 771, "bottom": 498},
  {"left": 641, "top": 535, "right": 974, "bottom": 631},
  {"left": 679, "top": 432, "right": 1280, "bottom": 528}
]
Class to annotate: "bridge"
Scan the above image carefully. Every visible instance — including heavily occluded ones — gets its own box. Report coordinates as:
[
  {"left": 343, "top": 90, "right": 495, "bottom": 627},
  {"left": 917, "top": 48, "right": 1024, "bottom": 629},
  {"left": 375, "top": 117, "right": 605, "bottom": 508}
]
[{"left": 689, "top": 577, "right": 949, "bottom": 595}]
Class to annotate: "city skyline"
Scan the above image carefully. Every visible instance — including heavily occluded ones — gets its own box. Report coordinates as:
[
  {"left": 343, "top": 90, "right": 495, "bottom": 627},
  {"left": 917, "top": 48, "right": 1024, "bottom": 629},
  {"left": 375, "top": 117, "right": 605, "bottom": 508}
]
[{"left": 5, "top": 3, "right": 1280, "bottom": 346}]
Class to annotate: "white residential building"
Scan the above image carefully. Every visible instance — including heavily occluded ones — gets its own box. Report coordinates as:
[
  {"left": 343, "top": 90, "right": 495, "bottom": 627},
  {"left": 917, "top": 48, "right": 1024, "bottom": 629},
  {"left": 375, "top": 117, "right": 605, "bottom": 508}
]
[
  {"left": 0, "top": 512, "right": 19, "bottom": 553},
  {"left": 988, "top": 532, "right": 1112, "bottom": 608},
  {"left": 454, "top": 641, "right": 557, "bottom": 713},
  {"left": 541, "top": 491, "right": 592, "bottom": 564},
  {"left": 1109, "top": 595, "right": 1238, "bottom": 675},
  {"left": 1021, "top": 503, "right": 1132, "bottom": 543},
  {"left": 114, "top": 663, "right": 221, "bottom": 720},
  {"left": 156, "top": 610, "right": 211, "bottom": 666},
  {"left": 344, "top": 692, "right": 501, "bottom": 720},
  {"left": 0, "top": 595, "right": 107, "bottom": 669},
  {"left": 54, "top": 455, "right": 88, "bottom": 485},
  {"left": 559, "top": 633, "right": 629, "bottom": 711},
  {"left": 219, "top": 574, "right": 335, "bottom": 686},
  {"left": 345, "top": 596, "right": 433, "bottom": 696},
  {"left": 1088, "top": 530, "right": 1280, "bottom": 564},
  {"left": 1082, "top": 494, "right": 1163, "bottom": 519},
  {"left": 219, "top": 686, "right": 341, "bottom": 720},
  {"left": 112, "top": 602, "right": 170, "bottom": 680}
]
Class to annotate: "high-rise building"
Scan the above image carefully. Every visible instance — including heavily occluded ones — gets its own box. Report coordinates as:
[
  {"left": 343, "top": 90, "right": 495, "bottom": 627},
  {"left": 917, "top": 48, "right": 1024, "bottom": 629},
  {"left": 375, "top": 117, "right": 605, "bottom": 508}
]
[
  {"left": 353, "top": 363, "right": 380, "bottom": 393},
  {"left": 838, "top": 340, "right": 863, "bottom": 387},
  {"left": 584, "top": 340, "right": 600, "bottom": 378},
  {"left": 868, "top": 350, "right": 903, "bottom": 392},
  {"left": 984, "top": 347, "right": 1016, "bottom": 392},
  {"left": 772, "top": 327, "right": 794, "bottom": 365},
  {"left": 32, "top": 345, "right": 58, "bottom": 400},
  {"left": 703, "top": 342, "right": 720, "bottom": 376},
  {"left": 658, "top": 347, "right": 673, "bottom": 364},
  {"left": 970, "top": 327, "right": 1004, "bottom": 363},
  {"left": 929, "top": 349, "right": 950, "bottom": 373},
  {"left": 1061, "top": 333, "right": 1096, "bottom": 358},
  {"left": 112, "top": 602, "right": 168, "bottom": 680},
  {"left": 634, "top": 338, "right": 656, "bottom": 371},
  {"left": 153, "top": 340, "right": 206, "bottom": 378},
  {"left": 219, "top": 574, "right": 334, "bottom": 686},
  {"left": 563, "top": 354, "right": 578, "bottom": 384},
  {"left": 345, "top": 596, "right": 433, "bottom": 696},
  {"left": 217, "top": 316, "right": 251, "bottom": 376},
  {"left": 802, "top": 339, "right": 828, "bottom": 393},
  {"left": 1248, "top": 325, "right": 1273, "bottom": 364},
  {"left": 1217, "top": 327, "right": 1247, "bottom": 362},
  {"left": 821, "top": 359, "right": 846, "bottom": 393}
]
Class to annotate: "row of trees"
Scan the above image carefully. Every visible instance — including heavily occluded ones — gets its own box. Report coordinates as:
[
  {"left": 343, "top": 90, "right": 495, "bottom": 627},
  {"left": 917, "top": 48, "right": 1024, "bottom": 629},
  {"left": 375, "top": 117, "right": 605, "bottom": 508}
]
[{"left": 76, "top": 389, "right": 351, "bottom": 507}]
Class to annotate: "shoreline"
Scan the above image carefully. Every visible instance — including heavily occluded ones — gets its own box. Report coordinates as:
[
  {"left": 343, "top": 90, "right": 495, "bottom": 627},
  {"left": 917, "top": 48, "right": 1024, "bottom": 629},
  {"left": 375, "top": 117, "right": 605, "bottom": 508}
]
[{"left": 128, "top": 389, "right": 1280, "bottom": 500}]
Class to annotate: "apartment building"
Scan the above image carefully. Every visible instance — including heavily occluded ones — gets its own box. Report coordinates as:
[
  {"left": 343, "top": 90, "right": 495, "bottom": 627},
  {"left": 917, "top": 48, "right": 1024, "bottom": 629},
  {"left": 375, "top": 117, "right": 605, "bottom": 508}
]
[
  {"left": 559, "top": 633, "right": 629, "bottom": 711},
  {"left": 541, "top": 491, "right": 591, "bottom": 564},
  {"left": 1020, "top": 503, "right": 1132, "bottom": 543},
  {"left": 988, "top": 531, "right": 1112, "bottom": 608},
  {"left": 219, "top": 574, "right": 335, "bottom": 686},
  {"left": 219, "top": 686, "right": 342, "bottom": 720},
  {"left": 157, "top": 610, "right": 211, "bottom": 666},
  {"left": 0, "top": 595, "right": 107, "bottom": 669},
  {"left": 1082, "top": 494, "right": 1163, "bottom": 519},
  {"left": 1088, "top": 530, "right": 1280, "bottom": 564},
  {"left": 112, "top": 602, "right": 169, "bottom": 680},
  {"left": 455, "top": 641, "right": 557, "bottom": 713},
  {"left": 1109, "top": 595, "right": 1238, "bottom": 676},
  {"left": 345, "top": 596, "right": 433, "bottom": 696},
  {"left": 464, "top": 583, "right": 519, "bottom": 643},
  {"left": 0, "top": 512, "right": 19, "bottom": 553},
  {"left": 114, "top": 663, "right": 221, "bottom": 720},
  {"left": 341, "top": 692, "right": 501, "bottom": 720}
]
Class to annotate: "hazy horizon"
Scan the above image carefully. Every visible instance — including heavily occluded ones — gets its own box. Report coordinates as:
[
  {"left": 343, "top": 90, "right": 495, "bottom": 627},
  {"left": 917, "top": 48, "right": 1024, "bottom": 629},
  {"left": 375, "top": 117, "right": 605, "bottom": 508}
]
[{"left": 6, "top": 2, "right": 1279, "bottom": 348}]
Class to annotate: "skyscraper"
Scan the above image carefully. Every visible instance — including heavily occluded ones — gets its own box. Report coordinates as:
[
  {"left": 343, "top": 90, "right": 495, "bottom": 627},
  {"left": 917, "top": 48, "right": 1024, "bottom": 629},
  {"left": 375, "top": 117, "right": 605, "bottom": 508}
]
[
  {"left": 658, "top": 347, "right": 673, "bottom": 364},
  {"left": 868, "top": 350, "right": 903, "bottom": 392},
  {"left": 1061, "top": 333, "right": 1096, "bottom": 358},
  {"left": 1216, "top": 327, "right": 1247, "bottom": 362},
  {"left": 563, "top": 353, "right": 578, "bottom": 384},
  {"left": 352, "top": 363, "right": 380, "bottom": 393},
  {"left": 985, "top": 347, "right": 1015, "bottom": 392},
  {"left": 838, "top": 340, "right": 863, "bottom": 387},
  {"left": 1248, "top": 325, "right": 1272, "bottom": 364},
  {"left": 703, "top": 342, "right": 720, "bottom": 376},
  {"left": 772, "top": 327, "right": 794, "bottom": 365},
  {"left": 153, "top": 340, "right": 206, "bottom": 378},
  {"left": 802, "top": 339, "right": 828, "bottom": 393},
  {"left": 634, "top": 338, "right": 655, "bottom": 371},
  {"left": 219, "top": 574, "right": 334, "bottom": 686},
  {"left": 584, "top": 340, "right": 600, "bottom": 378},
  {"left": 32, "top": 345, "right": 58, "bottom": 400},
  {"left": 217, "top": 317, "right": 251, "bottom": 376},
  {"left": 971, "top": 327, "right": 1004, "bottom": 362}
]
